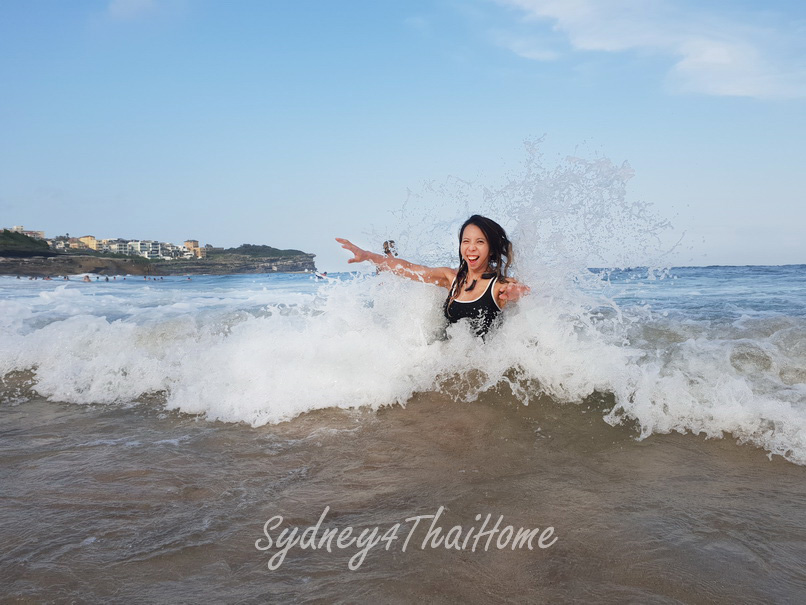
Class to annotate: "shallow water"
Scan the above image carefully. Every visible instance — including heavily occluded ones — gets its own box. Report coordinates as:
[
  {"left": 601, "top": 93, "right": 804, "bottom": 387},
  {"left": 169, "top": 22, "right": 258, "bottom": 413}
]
[{"left": 2, "top": 392, "right": 805, "bottom": 603}]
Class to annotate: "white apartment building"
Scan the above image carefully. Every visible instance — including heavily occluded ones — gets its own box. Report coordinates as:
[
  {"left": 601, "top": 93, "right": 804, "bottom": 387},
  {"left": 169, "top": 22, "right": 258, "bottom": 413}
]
[
  {"left": 100, "top": 239, "right": 131, "bottom": 255},
  {"left": 126, "top": 240, "right": 161, "bottom": 259},
  {"left": 125, "top": 240, "right": 189, "bottom": 260}
]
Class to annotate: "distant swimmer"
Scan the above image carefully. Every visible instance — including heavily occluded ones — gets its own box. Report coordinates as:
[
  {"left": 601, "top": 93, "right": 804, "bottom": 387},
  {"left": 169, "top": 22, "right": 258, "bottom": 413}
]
[
  {"left": 315, "top": 271, "right": 328, "bottom": 279},
  {"left": 337, "top": 215, "right": 529, "bottom": 337},
  {"left": 82, "top": 275, "right": 91, "bottom": 282}
]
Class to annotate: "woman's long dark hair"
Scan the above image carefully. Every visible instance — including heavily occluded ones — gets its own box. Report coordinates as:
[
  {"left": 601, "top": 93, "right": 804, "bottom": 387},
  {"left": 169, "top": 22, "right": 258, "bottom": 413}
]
[{"left": 447, "top": 215, "right": 513, "bottom": 304}]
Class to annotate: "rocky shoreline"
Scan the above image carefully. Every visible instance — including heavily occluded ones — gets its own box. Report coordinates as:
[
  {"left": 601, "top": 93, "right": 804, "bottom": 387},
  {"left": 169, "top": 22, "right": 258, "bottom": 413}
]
[{"left": 0, "top": 253, "right": 317, "bottom": 277}]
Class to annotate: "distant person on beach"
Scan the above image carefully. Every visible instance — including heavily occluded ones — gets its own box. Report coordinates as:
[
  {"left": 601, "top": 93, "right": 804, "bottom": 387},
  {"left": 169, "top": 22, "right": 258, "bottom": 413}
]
[{"left": 337, "top": 214, "right": 529, "bottom": 336}]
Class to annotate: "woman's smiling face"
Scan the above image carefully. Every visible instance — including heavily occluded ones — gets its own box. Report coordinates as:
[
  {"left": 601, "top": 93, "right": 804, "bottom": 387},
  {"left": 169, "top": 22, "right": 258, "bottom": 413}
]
[{"left": 460, "top": 223, "right": 490, "bottom": 272}]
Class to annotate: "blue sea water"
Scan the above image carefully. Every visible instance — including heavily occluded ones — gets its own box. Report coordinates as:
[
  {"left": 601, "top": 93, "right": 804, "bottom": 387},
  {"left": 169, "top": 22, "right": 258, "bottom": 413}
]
[{"left": 600, "top": 265, "right": 806, "bottom": 319}]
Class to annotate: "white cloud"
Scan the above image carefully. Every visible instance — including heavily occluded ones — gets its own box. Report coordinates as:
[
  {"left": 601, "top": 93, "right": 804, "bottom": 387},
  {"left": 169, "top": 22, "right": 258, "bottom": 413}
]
[{"left": 492, "top": 0, "right": 806, "bottom": 99}]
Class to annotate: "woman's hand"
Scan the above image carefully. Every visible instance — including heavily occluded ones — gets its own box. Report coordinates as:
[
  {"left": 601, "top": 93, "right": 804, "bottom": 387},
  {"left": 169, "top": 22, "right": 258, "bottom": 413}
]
[
  {"left": 335, "top": 238, "right": 372, "bottom": 264},
  {"left": 336, "top": 238, "right": 455, "bottom": 287},
  {"left": 498, "top": 280, "right": 531, "bottom": 304}
]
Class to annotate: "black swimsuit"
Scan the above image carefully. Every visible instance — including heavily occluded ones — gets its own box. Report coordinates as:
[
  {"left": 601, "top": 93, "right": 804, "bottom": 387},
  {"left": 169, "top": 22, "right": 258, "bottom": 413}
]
[{"left": 444, "top": 276, "right": 502, "bottom": 336}]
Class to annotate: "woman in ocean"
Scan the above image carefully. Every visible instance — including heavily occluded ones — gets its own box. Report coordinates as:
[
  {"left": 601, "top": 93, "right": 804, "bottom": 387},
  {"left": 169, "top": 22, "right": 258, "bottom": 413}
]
[{"left": 337, "top": 214, "right": 529, "bottom": 336}]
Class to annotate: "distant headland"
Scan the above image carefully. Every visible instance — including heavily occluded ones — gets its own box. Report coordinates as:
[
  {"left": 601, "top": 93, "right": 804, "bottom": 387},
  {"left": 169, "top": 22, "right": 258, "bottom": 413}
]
[{"left": 0, "top": 227, "right": 317, "bottom": 277}]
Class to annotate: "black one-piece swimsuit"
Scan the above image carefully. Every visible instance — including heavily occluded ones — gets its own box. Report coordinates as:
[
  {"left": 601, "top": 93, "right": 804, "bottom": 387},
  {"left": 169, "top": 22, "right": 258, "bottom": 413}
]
[{"left": 443, "top": 276, "right": 502, "bottom": 337}]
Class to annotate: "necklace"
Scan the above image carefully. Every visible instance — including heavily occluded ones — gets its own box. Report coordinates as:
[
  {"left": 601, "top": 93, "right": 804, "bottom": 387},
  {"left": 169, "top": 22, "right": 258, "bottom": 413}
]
[{"left": 464, "top": 272, "right": 496, "bottom": 292}]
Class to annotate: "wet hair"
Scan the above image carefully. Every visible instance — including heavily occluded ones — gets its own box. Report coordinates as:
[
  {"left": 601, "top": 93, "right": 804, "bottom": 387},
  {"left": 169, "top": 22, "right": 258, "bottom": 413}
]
[{"left": 448, "top": 214, "right": 513, "bottom": 303}]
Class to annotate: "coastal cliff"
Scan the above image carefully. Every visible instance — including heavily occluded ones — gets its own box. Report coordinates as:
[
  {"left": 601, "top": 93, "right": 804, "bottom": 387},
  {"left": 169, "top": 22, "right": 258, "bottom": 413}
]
[
  {"left": 0, "top": 253, "right": 316, "bottom": 277},
  {"left": 151, "top": 252, "right": 316, "bottom": 275},
  {"left": 0, "top": 255, "right": 152, "bottom": 277}
]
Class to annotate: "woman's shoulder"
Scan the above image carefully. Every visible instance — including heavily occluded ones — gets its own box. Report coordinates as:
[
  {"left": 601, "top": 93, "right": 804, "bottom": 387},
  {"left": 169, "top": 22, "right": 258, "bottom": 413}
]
[
  {"left": 415, "top": 266, "right": 456, "bottom": 289},
  {"left": 492, "top": 276, "right": 506, "bottom": 306}
]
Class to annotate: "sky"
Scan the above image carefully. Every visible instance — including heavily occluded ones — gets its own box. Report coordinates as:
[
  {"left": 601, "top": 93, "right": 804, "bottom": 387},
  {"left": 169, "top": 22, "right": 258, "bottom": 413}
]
[{"left": 1, "top": 0, "right": 805, "bottom": 270}]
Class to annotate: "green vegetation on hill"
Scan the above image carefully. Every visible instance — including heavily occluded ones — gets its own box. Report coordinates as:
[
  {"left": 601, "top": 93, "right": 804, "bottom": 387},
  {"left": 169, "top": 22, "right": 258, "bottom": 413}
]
[
  {"left": 207, "top": 244, "right": 308, "bottom": 258},
  {"left": 0, "top": 229, "right": 53, "bottom": 257}
]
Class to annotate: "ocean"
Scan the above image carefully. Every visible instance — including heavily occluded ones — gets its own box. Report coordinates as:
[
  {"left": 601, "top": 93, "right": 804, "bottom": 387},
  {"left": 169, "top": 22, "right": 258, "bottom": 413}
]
[{"left": 1, "top": 266, "right": 805, "bottom": 603}]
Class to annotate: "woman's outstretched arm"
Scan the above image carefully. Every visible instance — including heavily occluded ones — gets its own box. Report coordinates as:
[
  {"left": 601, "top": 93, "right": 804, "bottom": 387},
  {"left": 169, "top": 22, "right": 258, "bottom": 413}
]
[
  {"left": 495, "top": 279, "right": 531, "bottom": 308},
  {"left": 336, "top": 238, "right": 455, "bottom": 288}
]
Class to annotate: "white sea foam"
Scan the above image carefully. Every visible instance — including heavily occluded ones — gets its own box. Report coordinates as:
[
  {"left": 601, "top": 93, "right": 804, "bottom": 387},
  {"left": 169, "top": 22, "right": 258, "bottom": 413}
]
[
  {"left": 2, "top": 271, "right": 805, "bottom": 463},
  {"left": 2, "top": 146, "right": 805, "bottom": 463}
]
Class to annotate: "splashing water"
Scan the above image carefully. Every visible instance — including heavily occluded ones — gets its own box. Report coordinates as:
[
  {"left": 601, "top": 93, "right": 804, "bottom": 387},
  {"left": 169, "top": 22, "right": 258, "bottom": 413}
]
[
  {"left": 2, "top": 144, "right": 805, "bottom": 464},
  {"left": 372, "top": 140, "right": 677, "bottom": 285}
]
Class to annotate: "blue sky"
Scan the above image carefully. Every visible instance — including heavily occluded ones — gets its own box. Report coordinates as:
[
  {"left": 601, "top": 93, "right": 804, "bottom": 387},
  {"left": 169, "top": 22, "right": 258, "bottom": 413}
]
[{"left": 1, "top": 0, "right": 804, "bottom": 269}]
